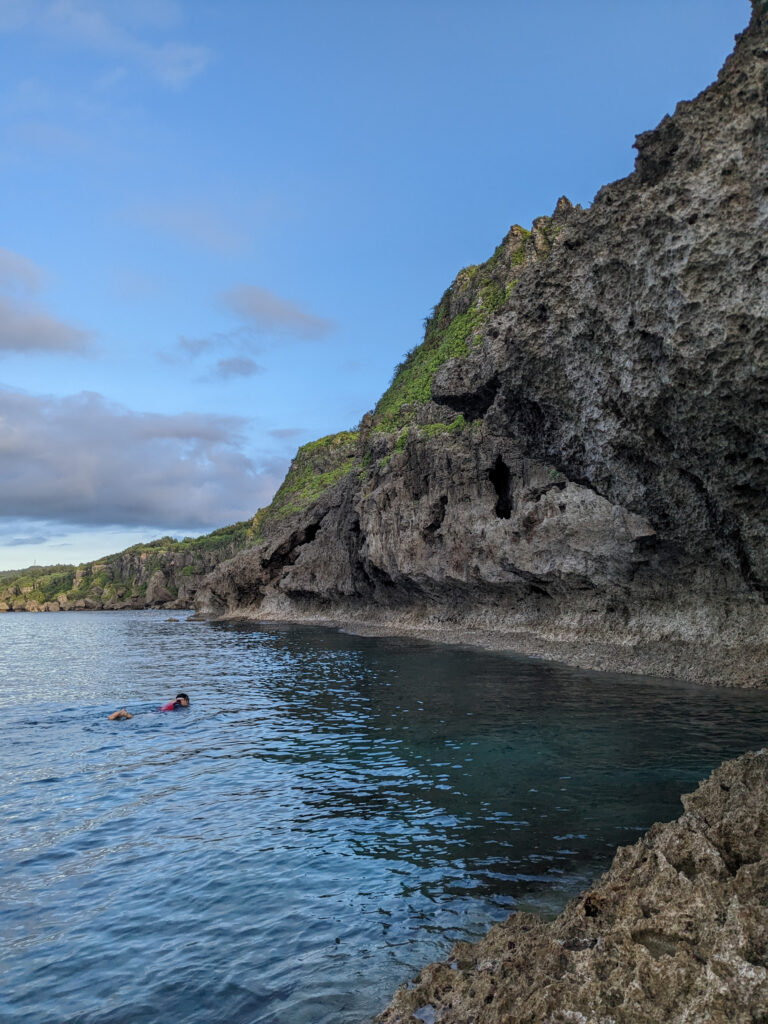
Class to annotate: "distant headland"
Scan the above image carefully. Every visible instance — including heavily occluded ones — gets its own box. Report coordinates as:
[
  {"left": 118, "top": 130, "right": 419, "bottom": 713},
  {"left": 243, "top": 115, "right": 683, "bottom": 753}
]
[{"left": 4, "top": 2, "right": 766, "bottom": 694}]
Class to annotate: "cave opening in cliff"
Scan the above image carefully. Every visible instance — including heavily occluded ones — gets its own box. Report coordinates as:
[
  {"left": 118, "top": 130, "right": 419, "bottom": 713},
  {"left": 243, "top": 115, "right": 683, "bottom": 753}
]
[{"left": 488, "top": 456, "right": 513, "bottom": 519}]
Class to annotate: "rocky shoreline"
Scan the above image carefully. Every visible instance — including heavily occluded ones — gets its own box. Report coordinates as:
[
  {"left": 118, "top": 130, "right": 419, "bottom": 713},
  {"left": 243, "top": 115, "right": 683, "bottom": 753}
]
[
  {"left": 194, "top": 2, "right": 768, "bottom": 690},
  {"left": 200, "top": 605, "right": 766, "bottom": 689},
  {"left": 376, "top": 748, "right": 768, "bottom": 1024},
  {"left": 6, "top": 5, "right": 765, "bottom": 695}
]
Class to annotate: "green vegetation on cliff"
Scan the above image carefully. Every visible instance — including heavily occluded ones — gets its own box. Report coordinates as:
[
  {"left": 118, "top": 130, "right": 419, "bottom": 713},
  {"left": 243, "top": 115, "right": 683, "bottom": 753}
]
[
  {"left": 122, "top": 519, "right": 260, "bottom": 563},
  {"left": 253, "top": 431, "right": 360, "bottom": 538},
  {"left": 0, "top": 519, "right": 261, "bottom": 611},
  {"left": 370, "top": 222, "right": 540, "bottom": 432},
  {"left": 0, "top": 565, "right": 78, "bottom": 608},
  {"left": 240, "top": 213, "right": 566, "bottom": 541},
  {"left": 1, "top": 208, "right": 567, "bottom": 612},
  {"left": 0, "top": 564, "right": 74, "bottom": 585}
]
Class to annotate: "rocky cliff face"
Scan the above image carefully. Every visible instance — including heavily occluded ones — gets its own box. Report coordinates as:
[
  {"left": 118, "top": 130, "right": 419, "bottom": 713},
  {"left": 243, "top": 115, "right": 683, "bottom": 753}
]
[
  {"left": 0, "top": 521, "right": 257, "bottom": 613},
  {"left": 376, "top": 748, "right": 768, "bottom": 1024},
  {"left": 196, "top": 2, "right": 767, "bottom": 687}
]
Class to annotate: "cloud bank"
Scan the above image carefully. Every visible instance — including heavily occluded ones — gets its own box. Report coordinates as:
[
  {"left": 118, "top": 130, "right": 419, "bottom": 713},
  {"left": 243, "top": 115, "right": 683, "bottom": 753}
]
[
  {"left": 0, "top": 295, "right": 92, "bottom": 353},
  {"left": 0, "top": 387, "right": 287, "bottom": 530},
  {"left": 1, "top": 529, "right": 58, "bottom": 547},
  {"left": 0, "top": 245, "right": 93, "bottom": 354}
]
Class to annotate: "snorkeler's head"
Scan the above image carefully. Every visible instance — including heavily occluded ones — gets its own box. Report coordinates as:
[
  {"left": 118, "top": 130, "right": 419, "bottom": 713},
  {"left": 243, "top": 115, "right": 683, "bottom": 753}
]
[{"left": 175, "top": 693, "right": 190, "bottom": 707}]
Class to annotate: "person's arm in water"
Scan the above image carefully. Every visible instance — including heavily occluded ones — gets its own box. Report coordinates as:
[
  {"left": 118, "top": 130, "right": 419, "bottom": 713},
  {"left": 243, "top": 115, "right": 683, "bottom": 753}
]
[{"left": 108, "top": 709, "right": 133, "bottom": 721}]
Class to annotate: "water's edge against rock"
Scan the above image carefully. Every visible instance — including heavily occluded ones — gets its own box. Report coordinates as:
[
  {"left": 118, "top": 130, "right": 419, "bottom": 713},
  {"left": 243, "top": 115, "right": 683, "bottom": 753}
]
[
  {"left": 376, "top": 748, "right": 768, "bottom": 1024},
  {"left": 4, "top": 5, "right": 766, "bottom": 693},
  {"left": 197, "top": 605, "right": 765, "bottom": 689},
  {"left": 194, "top": 3, "right": 768, "bottom": 689}
]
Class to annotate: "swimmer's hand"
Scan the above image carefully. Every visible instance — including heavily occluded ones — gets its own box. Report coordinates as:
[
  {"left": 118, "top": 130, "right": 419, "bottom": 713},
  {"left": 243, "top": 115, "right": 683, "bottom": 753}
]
[{"left": 108, "top": 709, "right": 133, "bottom": 721}]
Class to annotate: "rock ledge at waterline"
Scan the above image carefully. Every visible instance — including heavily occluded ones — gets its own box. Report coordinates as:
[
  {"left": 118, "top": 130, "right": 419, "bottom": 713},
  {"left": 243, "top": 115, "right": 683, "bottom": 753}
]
[
  {"left": 376, "top": 747, "right": 768, "bottom": 1024},
  {"left": 194, "top": 2, "right": 768, "bottom": 688}
]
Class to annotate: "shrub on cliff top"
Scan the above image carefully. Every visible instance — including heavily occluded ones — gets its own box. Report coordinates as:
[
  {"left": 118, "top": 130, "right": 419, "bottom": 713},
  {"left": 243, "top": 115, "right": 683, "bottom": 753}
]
[
  {"left": 0, "top": 566, "right": 76, "bottom": 605},
  {"left": 371, "top": 224, "right": 536, "bottom": 433},
  {"left": 254, "top": 430, "right": 360, "bottom": 537}
]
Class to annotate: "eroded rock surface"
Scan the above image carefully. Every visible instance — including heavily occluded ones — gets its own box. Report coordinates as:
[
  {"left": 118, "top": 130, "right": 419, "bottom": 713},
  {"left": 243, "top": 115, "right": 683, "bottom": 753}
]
[
  {"left": 376, "top": 748, "right": 768, "bottom": 1024},
  {"left": 196, "top": 2, "right": 767, "bottom": 686},
  {"left": 0, "top": 524, "right": 256, "bottom": 613}
]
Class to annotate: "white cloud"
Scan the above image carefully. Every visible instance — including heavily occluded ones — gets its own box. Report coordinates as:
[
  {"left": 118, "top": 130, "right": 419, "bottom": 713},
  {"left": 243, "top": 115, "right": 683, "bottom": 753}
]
[
  {"left": 159, "top": 330, "right": 252, "bottom": 367},
  {"left": 0, "top": 0, "right": 211, "bottom": 90},
  {"left": 0, "top": 245, "right": 92, "bottom": 353},
  {"left": 221, "top": 285, "right": 335, "bottom": 339},
  {"left": 158, "top": 285, "right": 334, "bottom": 376},
  {"left": 4, "top": 530, "right": 56, "bottom": 547},
  {"left": 178, "top": 335, "right": 215, "bottom": 358},
  {"left": 0, "top": 295, "right": 92, "bottom": 353},
  {"left": 0, "top": 386, "right": 286, "bottom": 530},
  {"left": 0, "top": 245, "right": 43, "bottom": 293}
]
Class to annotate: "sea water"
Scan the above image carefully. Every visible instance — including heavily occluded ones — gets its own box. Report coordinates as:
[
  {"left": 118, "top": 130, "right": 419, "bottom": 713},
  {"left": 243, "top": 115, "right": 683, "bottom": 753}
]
[{"left": 1, "top": 611, "right": 766, "bottom": 1024}]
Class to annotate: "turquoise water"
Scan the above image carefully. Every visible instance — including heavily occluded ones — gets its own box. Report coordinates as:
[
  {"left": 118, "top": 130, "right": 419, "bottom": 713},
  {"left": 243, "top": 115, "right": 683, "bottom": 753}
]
[{"left": 1, "top": 611, "right": 766, "bottom": 1024}]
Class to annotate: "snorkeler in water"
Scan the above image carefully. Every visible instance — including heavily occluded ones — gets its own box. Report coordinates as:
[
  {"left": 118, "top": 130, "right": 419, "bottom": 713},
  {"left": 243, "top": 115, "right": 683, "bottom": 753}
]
[
  {"left": 107, "top": 693, "right": 190, "bottom": 720},
  {"left": 160, "top": 693, "right": 191, "bottom": 712}
]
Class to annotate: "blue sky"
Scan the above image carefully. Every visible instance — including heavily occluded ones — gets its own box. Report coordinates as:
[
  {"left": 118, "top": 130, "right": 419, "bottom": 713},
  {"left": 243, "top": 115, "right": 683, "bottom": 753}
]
[{"left": 0, "top": 0, "right": 751, "bottom": 569}]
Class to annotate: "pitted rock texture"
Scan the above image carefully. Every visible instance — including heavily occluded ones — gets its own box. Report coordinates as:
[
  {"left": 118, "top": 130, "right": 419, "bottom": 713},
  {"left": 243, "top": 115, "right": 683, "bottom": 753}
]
[
  {"left": 196, "top": 2, "right": 768, "bottom": 687},
  {"left": 376, "top": 748, "right": 768, "bottom": 1024}
]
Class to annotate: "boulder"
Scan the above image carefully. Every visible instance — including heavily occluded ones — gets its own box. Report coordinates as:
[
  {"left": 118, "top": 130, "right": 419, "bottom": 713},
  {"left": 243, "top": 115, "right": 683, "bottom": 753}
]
[{"left": 377, "top": 749, "right": 768, "bottom": 1024}]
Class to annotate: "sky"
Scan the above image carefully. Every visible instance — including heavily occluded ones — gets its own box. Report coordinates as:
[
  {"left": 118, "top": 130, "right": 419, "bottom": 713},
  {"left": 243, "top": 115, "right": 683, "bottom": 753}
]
[{"left": 0, "top": 0, "right": 751, "bottom": 570}]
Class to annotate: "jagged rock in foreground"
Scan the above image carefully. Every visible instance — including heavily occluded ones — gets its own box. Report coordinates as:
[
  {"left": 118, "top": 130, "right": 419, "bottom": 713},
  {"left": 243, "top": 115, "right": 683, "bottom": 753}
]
[
  {"left": 196, "top": 2, "right": 767, "bottom": 686},
  {"left": 377, "top": 748, "right": 768, "bottom": 1024}
]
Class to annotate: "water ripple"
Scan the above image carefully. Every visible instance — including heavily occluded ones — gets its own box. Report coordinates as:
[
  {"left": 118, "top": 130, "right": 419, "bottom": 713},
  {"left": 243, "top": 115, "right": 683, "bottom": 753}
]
[{"left": 1, "top": 611, "right": 767, "bottom": 1023}]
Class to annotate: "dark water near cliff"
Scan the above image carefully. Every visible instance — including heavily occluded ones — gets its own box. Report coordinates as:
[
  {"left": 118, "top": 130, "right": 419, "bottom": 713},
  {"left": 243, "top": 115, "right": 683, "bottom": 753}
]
[{"left": 1, "top": 611, "right": 766, "bottom": 1023}]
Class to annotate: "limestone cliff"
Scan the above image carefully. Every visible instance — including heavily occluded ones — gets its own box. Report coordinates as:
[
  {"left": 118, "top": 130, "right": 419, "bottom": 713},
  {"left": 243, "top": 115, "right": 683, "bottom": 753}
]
[
  {"left": 0, "top": 520, "right": 257, "bottom": 612},
  {"left": 377, "top": 748, "right": 768, "bottom": 1024},
  {"left": 196, "top": 2, "right": 768, "bottom": 686}
]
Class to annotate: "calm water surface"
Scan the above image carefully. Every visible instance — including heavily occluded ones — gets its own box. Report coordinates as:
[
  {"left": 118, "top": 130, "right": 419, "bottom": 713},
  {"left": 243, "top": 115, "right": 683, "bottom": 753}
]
[{"left": 1, "top": 611, "right": 766, "bottom": 1023}]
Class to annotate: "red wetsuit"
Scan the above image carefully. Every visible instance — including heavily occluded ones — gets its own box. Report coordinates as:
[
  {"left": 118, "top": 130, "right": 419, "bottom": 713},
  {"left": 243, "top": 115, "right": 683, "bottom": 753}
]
[{"left": 160, "top": 701, "right": 178, "bottom": 712}]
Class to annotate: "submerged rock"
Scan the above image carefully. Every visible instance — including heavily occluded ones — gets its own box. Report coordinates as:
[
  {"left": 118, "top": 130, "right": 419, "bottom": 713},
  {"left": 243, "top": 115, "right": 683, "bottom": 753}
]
[
  {"left": 377, "top": 748, "right": 768, "bottom": 1024},
  {"left": 195, "top": 2, "right": 768, "bottom": 687}
]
